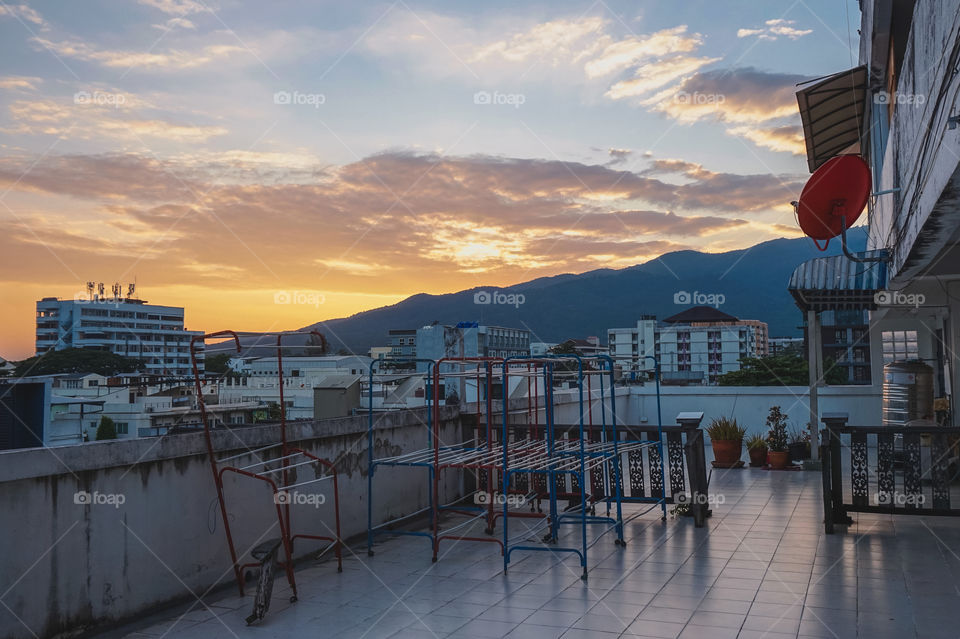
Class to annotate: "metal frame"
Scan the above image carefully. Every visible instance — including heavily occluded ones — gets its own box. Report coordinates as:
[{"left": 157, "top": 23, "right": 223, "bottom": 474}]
[
  {"left": 499, "top": 354, "right": 663, "bottom": 579},
  {"left": 190, "top": 330, "right": 343, "bottom": 604},
  {"left": 366, "top": 358, "right": 438, "bottom": 555}
]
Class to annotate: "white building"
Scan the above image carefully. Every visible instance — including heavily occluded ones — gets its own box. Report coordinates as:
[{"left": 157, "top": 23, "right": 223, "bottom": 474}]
[
  {"left": 38, "top": 373, "right": 257, "bottom": 444},
  {"left": 35, "top": 293, "right": 204, "bottom": 377},
  {"left": 221, "top": 355, "right": 373, "bottom": 420},
  {"left": 530, "top": 342, "right": 558, "bottom": 356},
  {"left": 608, "top": 308, "right": 761, "bottom": 384}
]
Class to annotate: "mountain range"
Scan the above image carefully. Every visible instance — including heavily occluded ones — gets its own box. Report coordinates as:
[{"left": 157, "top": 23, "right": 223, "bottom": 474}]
[{"left": 217, "top": 228, "right": 867, "bottom": 355}]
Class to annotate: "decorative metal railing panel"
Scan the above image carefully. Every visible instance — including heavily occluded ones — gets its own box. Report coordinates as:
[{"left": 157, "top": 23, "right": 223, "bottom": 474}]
[{"left": 821, "top": 414, "right": 960, "bottom": 533}]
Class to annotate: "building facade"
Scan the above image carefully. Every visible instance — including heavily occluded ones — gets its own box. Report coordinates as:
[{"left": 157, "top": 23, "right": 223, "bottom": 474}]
[
  {"left": 35, "top": 296, "right": 203, "bottom": 377},
  {"left": 388, "top": 329, "right": 417, "bottom": 358},
  {"left": 789, "top": 1, "right": 960, "bottom": 412},
  {"left": 608, "top": 309, "right": 761, "bottom": 384}
]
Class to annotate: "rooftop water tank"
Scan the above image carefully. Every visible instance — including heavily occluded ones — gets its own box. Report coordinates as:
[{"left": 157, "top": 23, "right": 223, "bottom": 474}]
[{"left": 882, "top": 361, "right": 934, "bottom": 427}]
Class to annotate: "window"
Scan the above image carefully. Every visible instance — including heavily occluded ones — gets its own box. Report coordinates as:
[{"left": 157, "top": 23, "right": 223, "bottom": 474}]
[
  {"left": 116, "top": 423, "right": 129, "bottom": 435},
  {"left": 881, "top": 330, "right": 919, "bottom": 363},
  {"left": 87, "top": 379, "right": 98, "bottom": 387}
]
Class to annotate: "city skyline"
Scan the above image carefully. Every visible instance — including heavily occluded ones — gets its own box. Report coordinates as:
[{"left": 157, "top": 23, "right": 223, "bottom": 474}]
[{"left": 0, "top": 1, "right": 855, "bottom": 358}]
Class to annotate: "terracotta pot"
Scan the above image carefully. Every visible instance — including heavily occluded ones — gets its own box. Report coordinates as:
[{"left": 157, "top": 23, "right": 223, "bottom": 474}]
[
  {"left": 711, "top": 439, "right": 742, "bottom": 466},
  {"left": 767, "top": 450, "right": 790, "bottom": 470},
  {"left": 748, "top": 447, "right": 768, "bottom": 467}
]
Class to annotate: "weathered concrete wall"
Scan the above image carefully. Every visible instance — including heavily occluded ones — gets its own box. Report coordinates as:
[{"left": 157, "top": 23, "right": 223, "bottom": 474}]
[{"left": 0, "top": 407, "right": 461, "bottom": 639}]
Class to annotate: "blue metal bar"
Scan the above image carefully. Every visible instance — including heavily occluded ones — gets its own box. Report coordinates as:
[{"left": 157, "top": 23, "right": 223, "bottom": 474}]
[
  {"left": 644, "top": 355, "right": 667, "bottom": 520},
  {"left": 367, "top": 357, "right": 436, "bottom": 556}
]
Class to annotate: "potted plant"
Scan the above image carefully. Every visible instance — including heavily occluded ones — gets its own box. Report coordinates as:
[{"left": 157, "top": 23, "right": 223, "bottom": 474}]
[
  {"left": 765, "top": 406, "right": 790, "bottom": 469},
  {"left": 706, "top": 417, "right": 746, "bottom": 467},
  {"left": 746, "top": 434, "right": 768, "bottom": 467},
  {"left": 788, "top": 427, "right": 811, "bottom": 461}
]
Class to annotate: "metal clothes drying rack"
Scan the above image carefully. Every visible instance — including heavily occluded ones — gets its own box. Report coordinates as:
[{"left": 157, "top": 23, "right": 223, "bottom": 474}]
[
  {"left": 499, "top": 354, "right": 666, "bottom": 579},
  {"left": 190, "top": 330, "right": 343, "bottom": 607}
]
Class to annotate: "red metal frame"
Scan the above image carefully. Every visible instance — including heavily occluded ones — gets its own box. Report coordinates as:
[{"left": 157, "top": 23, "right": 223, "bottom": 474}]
[{"left": 190, "top": 330, "right": 343, "bottom": 601}]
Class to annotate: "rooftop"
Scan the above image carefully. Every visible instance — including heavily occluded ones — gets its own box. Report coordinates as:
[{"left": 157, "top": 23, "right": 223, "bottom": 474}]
[
  {"left": 662, "top": 307, "right": 740, "bottom": 325},
  {"left": 109, "top": 469, "right": 960, "bottom": 639}
]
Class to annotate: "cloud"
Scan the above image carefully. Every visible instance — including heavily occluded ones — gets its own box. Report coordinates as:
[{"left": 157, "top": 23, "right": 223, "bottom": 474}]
[
  {"left": 31, "top": 37, "right": 247, "bottom": 70},
  {"left": 605, "top": 55, "right": 721, "bottom": 100},
  {"left": 155, "top": 17, "right": 197, "bottom": 30},
  {"left": 584, "top": 25, "right": 704, "bottom": 77},
  {"left": 470, "top": 17, "right": 607, "bottom": 65},
  {"left": 0, "top": 151, "right": 796, "bottom": 292},
  {"left": 738, "top": 19, "right": 813, "bottom": 41},
  {"left": 727, "top": 124, "right": 805, "bottom": 155},
  {"left": 3, "top": 97, "right": 228, "bottom": 142},
  {"left": 138, "top": 0, "right": 211, "bottom": 16},
  {"left": 365, "top": 12, "right": 721, "bottom": 101},
  {"left": 0, "top": 3, "right": 45, "bottom": 27},
  {"left": 605, "top": 148, "right": 632, "bottom": 166},
  {"left": 0, "top": 76, "right": 41, "bottom": 91},
  {"left": 649, "top": 67, "right": 808, "bottom": 123}
]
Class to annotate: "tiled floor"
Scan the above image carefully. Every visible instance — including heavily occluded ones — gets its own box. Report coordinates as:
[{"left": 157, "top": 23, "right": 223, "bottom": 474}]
[{"left": 119, "top": 468, "right": 960, "bottom": 638}]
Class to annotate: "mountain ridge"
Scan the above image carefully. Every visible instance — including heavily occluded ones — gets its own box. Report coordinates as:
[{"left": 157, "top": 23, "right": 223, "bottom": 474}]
[{"left": 287, "top": 228, "right": 868, "bottom": 354}]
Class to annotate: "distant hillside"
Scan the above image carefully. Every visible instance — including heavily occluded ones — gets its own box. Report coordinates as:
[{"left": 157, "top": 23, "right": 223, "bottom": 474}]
[{"left": 216, "top": 229, "right": 867, "bottom": 355}]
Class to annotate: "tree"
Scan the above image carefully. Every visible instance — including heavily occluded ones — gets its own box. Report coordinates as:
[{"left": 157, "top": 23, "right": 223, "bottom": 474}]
[
  {"left": 13, "top": 348, "right": 143, "bottom": 377},
  {"left": 548, "top": 340, "right": 579, "bottom": 356},
  {"left": 717, "top": 354, "right": 848, "bottom": 386},
  {"left": 204, "top": 353, "right": 232, "bottom": 375},
  {"left": 95, "top": 416, "right": 117, "bottom": 440}
]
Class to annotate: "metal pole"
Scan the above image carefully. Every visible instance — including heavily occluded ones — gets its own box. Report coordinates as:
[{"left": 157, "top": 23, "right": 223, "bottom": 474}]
[{"left": 807, "top": 310, "right": 822, "bottom": 461}]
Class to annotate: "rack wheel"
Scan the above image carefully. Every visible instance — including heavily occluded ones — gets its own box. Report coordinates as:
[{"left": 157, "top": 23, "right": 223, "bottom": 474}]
[
  {"left": 542, "top": 533, "right": 552, "bottom": 543},
  {"left": 338, "top": 566, "right": 343, "bottom": 573},
  {"left": 367, "top": 550, "right": 375, "bottom": 557},
  {"left": 580, "top": 571, "right": 588, "bottom": 581},
  {"left": 431, "top": 556, "right": 437, "bottom": 563},
  {"left": 484, "top": 527, "right": 494, "bottom": 535},
  {"left": 289, "top": 596, "right": 298, "bottom": 603}
]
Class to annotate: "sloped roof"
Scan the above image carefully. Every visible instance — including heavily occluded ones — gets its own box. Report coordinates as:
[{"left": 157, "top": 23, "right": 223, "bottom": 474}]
[
  {"left": 662, "top": 306, "right": 739, "bottom": 324},
  {"left": 788, "top": 250, "right": 888, "bottom": 311}
]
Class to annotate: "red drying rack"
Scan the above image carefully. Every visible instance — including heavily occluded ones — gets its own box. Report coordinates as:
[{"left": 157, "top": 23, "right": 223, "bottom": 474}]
[{"left": 190, "top": 330, "right": 343, "bottom": 604}]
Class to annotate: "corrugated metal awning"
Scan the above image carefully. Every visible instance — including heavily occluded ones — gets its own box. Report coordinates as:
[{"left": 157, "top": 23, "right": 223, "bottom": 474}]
[
  {"left": 788, "top": 250, "right": 888, "bottom": 311},
  {"left": 796, "top": 66, "right": 867, "bottom": 173}
]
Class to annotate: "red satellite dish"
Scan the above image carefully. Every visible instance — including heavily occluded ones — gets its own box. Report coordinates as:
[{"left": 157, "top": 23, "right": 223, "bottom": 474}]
[{"left": 796, "top": 155, "right": 871, "bottom": 251}]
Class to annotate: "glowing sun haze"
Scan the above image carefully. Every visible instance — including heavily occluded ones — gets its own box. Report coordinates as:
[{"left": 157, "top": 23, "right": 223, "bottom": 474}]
[{"left": 0, "top": 0, "right": 854, "bottom": 359}]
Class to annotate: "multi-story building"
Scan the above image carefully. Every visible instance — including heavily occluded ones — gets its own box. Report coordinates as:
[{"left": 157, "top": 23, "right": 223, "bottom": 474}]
[
  {"left": 608, "top": 309, "right": 761, "bottom": 384},
  {"left": 388, "top": 329, "right": 417, "bottom": 358},
  {"left": 694, "top": 319, "right": 768, "bottom": 357},
  {"left": 803, "top": 309, "right": 872, "bottom": 384},
  {"left": 415, "top": 323, "right": 531, "bottom": 362},
  {"left": 415, "top": 323, "right": 531, "bottom": 401},
  {"left": 35, "top": 292, "right": 203, "bottom": 377},
  {"left": 769, "top": 337, "right": 804, "bottom": 356},
  {"left": 608, "top": 316, "right": 657, "bottom": 376}
]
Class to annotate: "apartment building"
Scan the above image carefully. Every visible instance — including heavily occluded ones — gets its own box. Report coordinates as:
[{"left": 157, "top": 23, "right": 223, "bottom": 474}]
[
  {"left": 608, "top": 308, "right": 762, "bottom": 384},
  {"left": 35, "top": 293, "right": 203, "bottom": 377}
]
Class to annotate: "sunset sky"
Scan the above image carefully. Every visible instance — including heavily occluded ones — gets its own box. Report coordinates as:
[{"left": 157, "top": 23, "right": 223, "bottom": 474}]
[{"left": 0, "top": 0, "right": 855, "bottom": 359}]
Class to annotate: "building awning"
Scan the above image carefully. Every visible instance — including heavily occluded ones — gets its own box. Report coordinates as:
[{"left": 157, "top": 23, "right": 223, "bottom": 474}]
[
  {"left": 788, "top": 250, "right": 888, "bottom": 311},
  {"left": 796, "top": 66, "right": 868, "bottom": 173}
]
